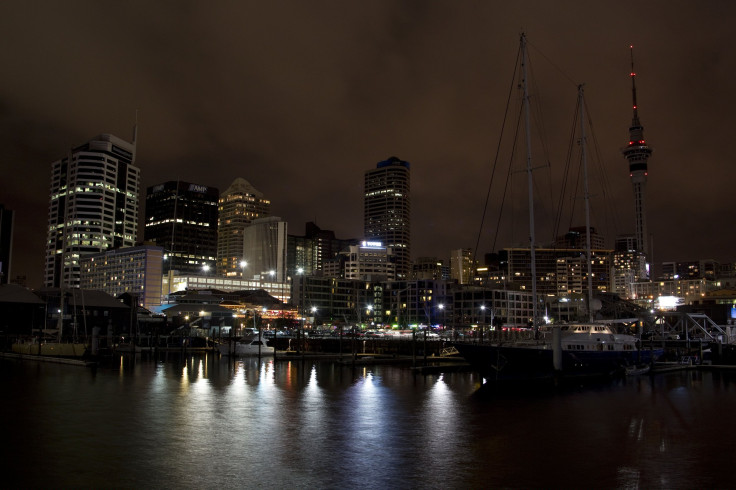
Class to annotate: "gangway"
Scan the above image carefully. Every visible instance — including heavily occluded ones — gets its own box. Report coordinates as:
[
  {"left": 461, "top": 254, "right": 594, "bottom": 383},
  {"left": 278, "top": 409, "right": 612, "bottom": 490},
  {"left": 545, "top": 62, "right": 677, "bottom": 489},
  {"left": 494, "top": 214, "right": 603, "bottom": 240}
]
[{"left": 647, "top": 311, "right": 733, "bottom": 344}]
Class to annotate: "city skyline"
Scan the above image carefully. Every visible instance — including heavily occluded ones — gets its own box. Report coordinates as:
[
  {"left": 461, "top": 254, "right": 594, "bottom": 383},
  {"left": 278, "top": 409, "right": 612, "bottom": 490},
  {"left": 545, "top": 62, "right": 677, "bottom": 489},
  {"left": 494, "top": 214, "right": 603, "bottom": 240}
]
[{"left": 1, "top": 2, "right": 735, "bottom": 288}]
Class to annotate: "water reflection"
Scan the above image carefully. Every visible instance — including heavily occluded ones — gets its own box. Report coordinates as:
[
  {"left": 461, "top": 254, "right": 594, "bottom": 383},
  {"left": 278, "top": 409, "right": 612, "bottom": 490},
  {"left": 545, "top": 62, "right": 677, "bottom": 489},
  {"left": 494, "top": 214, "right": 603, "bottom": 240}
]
[{"left": 3, "top": 355, "right": 736, "bottom": 489}]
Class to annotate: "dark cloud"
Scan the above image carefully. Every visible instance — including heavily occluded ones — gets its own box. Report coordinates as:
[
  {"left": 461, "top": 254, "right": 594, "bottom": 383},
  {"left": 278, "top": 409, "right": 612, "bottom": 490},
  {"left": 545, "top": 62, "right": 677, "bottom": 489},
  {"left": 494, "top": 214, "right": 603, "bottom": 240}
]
[{"left": 1, "top": 1, "right": 735, "bottom": 288}]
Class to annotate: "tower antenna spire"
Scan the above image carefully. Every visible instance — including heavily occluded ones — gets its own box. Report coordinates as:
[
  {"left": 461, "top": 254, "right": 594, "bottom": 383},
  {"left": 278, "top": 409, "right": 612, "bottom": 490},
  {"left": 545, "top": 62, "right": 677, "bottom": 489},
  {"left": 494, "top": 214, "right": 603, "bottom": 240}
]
[{"left": 630, "top": 45, "right": 640, "bottom": 126}]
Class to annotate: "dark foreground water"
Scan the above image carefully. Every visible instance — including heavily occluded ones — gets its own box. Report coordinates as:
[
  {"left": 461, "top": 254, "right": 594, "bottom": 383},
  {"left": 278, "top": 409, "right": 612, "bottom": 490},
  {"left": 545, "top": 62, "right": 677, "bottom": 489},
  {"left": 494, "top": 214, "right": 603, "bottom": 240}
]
[{"left": 2, "top": 355, "right": 735, "bottom": 489}]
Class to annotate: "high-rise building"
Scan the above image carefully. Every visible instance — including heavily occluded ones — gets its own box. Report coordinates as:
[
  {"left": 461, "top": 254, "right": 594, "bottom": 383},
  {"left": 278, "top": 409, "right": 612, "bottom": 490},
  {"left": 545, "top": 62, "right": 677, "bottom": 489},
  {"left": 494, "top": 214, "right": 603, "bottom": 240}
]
[
  {"left": 243, "top": 216, "right": 288, "bottom": 283},
  {"left": 287, "top": 222, "right": 358, "bottom": 277},
  {"left": 364, "top": 156, "right": 411, "bottom": 279},
  {"left": 622, "top": 47, "right": 653, "bottom": 266},
  {"left": 44, "top": 134, "right": 140, "bottom": 288},
  {"left": 216, "top": 178, "right": 271, "bottom": 276},
  {"left": 450, "top": 248, "right": 475, "bottom": 285},
  {"left": 0, "top": 204, "right": 13, "bottom": 284},
  {"left": 610, "top": 236, "right": 647, "bottom": 297},
  {"left": 411, "top": 257, "right": 446, "bottom": 281},
  {"left": 144, "top": 181, "right": 219, "bottom": 275}
]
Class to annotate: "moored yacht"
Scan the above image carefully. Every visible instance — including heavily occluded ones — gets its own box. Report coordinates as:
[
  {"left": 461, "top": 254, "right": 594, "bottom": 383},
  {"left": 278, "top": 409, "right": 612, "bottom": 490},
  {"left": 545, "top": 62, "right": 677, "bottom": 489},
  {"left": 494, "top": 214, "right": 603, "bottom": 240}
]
[
  {"left": 217, "top": 335, "right": 274, "bottom": 357},
  {"left": 454, "top": 323, "right": 662, "bottom": 382}
]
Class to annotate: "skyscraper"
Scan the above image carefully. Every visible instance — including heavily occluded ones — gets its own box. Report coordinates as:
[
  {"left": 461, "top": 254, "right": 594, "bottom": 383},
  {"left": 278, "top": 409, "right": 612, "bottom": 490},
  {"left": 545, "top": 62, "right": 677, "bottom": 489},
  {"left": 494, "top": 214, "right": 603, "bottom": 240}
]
[
  {"left": 243, "top": 216, "right": 288, "bottom": 283},
  {"left": 0, "top": 204, "right": 14, "bottom": 284},
  {"left": 364, "top": 156, "right": 411, "bottom": 279},
  {"left": 216, "top": 178, "right": 271, "bottom": 276},
  {"left": 144, "top": 181, "right": 219, "bottom": 276},
  {"left": 622, "top": 46, "right": 653, "bottom": 265},
  {"left": 44, "top": 133, "right": 140, "bottom": 288}
]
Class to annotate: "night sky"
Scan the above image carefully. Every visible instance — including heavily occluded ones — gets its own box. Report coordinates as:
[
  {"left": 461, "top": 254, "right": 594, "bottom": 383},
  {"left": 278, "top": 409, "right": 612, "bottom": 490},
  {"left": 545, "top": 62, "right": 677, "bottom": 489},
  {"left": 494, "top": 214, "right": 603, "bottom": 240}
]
[{"left": 1, "top": 1, "right": 734, "bottom": 289}]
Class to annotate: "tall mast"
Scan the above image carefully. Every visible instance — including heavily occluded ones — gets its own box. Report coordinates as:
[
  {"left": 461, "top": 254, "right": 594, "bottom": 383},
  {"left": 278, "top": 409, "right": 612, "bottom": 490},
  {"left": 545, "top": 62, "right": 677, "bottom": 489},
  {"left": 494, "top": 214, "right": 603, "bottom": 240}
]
[
  {"left": 578, "top": 85, "right": 594, "bottom": 322},
  {"left": 521, "top": 33, "right": 538, "bottom": 333},
  {"left": 622, "top": 45, "right": 652, "bottom": 270}
]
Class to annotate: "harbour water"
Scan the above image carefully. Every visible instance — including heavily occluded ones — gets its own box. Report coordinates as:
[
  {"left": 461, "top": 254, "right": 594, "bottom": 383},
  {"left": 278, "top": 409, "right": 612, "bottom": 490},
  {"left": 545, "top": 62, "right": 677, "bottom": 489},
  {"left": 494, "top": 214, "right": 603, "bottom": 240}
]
[{"left": 2, "top": 354, "right": 735, "bottom": 489}]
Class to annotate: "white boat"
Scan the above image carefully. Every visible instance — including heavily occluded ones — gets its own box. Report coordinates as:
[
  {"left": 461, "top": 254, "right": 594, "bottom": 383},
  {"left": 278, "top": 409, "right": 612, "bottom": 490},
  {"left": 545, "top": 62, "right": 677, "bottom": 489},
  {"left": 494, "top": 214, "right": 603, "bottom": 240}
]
[{"left": 217, "top": 335, "right": 274, "bottom": 357}]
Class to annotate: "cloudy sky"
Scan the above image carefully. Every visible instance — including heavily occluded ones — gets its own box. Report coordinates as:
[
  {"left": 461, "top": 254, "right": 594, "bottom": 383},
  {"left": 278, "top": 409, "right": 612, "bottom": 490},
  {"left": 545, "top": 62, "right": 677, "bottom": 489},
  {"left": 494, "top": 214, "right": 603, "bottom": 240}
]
[{"left": 1, "top": 1, "right": 734, "bottom": 288}]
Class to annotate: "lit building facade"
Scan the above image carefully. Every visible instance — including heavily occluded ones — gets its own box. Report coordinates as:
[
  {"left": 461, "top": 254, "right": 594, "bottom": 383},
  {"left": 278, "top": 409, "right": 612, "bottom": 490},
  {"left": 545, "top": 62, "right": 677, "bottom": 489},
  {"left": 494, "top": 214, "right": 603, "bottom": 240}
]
[
  {"left": 501, "top": 247, "right": 613, "bottom": 298},
  {"left": 44, "top": 134, "right": 140, "bottom": 288},
  {"left": 629, "top": 278, "right": 713, "bottom": 309},
  {"left": 80, "top": 245, "right": 164, "bottom": 309},
  {"left": 661, "top": 260, "right": 718, "bottom": 281},
  {"left": 343, "top": 241, "right": 395, "bottom": 281},
  {"left": 144, "top": 181, "right": 219, "bottom": 276},
  {"left": 216, "top": 178, "right": 271, "bottom": 276},
  {"left": 291, "top": 276, "right": 534, "bottom": 330},
  {"left": 163, "top": 273, "right": 288, "bottom": 304},
  {"left": 364, "top": 156, "right": 411, "bottom": 279}
]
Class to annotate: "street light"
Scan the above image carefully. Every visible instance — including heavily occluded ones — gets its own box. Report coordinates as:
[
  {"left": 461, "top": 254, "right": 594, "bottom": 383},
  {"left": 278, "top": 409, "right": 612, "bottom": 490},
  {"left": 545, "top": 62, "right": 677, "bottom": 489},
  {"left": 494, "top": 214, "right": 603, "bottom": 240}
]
[
  {"left": 480, "top": 305, "right": 486, "bottom": 343},
  {"left": 202, "top": 263, "right": 210, "bottom": 275},
  {"left": 240, "top": 260, "right": 247, "bottom": 278}
]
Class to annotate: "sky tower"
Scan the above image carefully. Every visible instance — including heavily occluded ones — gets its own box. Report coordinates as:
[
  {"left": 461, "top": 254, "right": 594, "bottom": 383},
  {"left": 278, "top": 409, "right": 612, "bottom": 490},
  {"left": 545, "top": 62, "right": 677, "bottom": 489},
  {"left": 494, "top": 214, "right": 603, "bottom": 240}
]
[{"left": 622, "top": 45, "right": 653, "bottom": 263}]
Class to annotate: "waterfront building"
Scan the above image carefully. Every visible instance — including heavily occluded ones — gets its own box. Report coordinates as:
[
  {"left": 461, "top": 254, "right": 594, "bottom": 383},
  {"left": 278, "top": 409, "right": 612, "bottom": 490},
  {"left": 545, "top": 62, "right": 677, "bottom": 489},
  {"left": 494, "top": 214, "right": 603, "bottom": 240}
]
[
  {"left": 0, "top": 204, "right": 13, "bottom": 284},
  {"left": 44, "top": 133, "right": 140, "bottom": 288},
  {"left": 622, "top": 47, "right": 653, "bottom": 268},
  {"left": 79, "top": 245, "right": 164, "bottom": 310},
  {"left": 162, "top": 272, "right": 287, "bottom": 303},
  {"left": 144, "top": 181, "right": 219, "bottom": 276},
  {"left": 243, "top": 216, "right": 288, "bottom": 283},
  {"left": 216, "top": 178, "right": 271, "bottom": 276},
  {"left": 364, "top": 156, "right": 411, "bottom": 279}
]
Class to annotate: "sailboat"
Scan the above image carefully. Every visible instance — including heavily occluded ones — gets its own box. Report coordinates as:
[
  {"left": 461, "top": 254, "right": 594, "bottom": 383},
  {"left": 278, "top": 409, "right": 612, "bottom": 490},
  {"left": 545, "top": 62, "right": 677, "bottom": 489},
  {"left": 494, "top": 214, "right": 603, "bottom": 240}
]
[{"left": 453, "top": 34, "right": 662, "bottom": 382}]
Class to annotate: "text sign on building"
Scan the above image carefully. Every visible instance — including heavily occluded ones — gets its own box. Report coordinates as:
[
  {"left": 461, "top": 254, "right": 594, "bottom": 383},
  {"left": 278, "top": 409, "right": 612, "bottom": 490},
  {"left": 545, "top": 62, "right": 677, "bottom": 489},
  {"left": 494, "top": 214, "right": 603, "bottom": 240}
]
[
  {"left": 361, "top": 240, "right": 383, "bottom": 248},
  {"left": 188, "top": 184, "right": 208, "bottom": 193}
]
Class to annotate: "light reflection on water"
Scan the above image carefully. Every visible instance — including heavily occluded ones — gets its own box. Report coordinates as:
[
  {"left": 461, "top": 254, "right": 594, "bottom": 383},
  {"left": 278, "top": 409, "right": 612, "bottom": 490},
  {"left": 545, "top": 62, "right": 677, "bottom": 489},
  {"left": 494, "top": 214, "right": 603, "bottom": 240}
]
[{"left": 2, "top": 356, "right": 736, "bottom": 489}]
